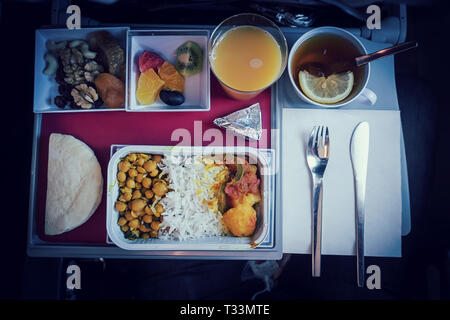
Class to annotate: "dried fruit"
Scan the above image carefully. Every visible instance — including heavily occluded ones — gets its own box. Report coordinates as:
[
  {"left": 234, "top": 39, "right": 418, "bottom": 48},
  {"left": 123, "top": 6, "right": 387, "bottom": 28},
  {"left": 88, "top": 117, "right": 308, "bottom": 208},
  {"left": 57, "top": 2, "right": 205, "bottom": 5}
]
[
  {"left": 54, "top": 96, "right": 67, "bottom": 109},
  {"left": 90, "top": 31, "right": 125, "bottom": 81},
  {"left": 136, "top": 69, "right": 165, "bottom": 105},
  {"left": 94, "top": 96, "right": 104, "bottom": 108},
  {"left": 139, "top": 51, "right": 164, "bottom": 73},
  {"left": 158, "top": 61, "right": 185, "bottom": 93},
  {"left": 94, "top": 73, "right": 125, "bottom": 109}
]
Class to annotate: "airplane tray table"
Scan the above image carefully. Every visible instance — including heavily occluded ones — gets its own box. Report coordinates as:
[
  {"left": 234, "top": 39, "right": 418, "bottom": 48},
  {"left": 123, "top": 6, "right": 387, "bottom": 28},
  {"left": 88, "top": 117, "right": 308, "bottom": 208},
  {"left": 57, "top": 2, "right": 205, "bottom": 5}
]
[{"left": 27, "top": 25, "right": 410, "bottom": 260}]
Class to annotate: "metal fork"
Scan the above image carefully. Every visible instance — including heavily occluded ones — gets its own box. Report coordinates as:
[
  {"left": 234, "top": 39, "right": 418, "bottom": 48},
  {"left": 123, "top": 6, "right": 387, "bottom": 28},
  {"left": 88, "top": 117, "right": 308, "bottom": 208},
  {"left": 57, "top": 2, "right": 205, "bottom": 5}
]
[{"left": 306, "top": 125, "right": 330, "bottom": 277}]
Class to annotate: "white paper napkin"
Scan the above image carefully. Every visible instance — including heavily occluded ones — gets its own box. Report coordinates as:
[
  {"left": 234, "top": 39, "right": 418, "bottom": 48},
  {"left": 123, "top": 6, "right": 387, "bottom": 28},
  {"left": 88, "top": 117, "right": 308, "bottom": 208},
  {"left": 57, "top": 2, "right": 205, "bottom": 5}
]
[{"left": 282, "top": 108, "right": 402, "bottom": 257}]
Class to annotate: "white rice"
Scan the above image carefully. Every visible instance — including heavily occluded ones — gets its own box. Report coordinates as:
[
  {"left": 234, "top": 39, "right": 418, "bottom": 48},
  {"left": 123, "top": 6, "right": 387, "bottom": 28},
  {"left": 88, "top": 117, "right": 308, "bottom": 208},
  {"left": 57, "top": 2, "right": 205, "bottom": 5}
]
[{"left": 158, "top": 154, "right": 226, "bottom": 241}]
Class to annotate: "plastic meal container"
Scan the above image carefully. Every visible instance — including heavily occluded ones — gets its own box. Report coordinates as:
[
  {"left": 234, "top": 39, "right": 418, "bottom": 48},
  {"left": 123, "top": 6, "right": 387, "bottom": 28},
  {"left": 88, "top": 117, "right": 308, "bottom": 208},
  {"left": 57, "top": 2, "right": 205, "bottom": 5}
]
[
  {"left": 34, "top": 27, "right": 129, "bottom": 113},
  {"left": 106, "top": 145, "right": 272, "bottom": 250},
  {"left": 126, "top": 30, "right": 210, "bottom": 112}
]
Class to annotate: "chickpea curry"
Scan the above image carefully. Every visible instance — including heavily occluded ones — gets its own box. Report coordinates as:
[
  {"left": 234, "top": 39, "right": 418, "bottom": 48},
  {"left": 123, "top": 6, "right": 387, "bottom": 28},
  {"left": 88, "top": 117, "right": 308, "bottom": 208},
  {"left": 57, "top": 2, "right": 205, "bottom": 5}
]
[{"left": 114, "top": 153, "right": 169, "bottom": 240}]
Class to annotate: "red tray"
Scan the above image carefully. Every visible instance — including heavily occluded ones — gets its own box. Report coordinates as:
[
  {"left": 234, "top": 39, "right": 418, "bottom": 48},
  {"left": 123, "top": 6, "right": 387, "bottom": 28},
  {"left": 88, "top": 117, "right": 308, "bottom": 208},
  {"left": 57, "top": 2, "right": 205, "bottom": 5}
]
[{"left": 35, "top": 76, "right": 272, "bottom": 243}]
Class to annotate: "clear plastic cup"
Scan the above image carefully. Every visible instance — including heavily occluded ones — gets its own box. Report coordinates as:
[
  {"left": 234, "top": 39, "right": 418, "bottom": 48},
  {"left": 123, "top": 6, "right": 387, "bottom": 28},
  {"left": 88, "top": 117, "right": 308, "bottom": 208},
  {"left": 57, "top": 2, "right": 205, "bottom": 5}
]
[{"left": 209, "top": 13, "right": 288, "bottom": 100}]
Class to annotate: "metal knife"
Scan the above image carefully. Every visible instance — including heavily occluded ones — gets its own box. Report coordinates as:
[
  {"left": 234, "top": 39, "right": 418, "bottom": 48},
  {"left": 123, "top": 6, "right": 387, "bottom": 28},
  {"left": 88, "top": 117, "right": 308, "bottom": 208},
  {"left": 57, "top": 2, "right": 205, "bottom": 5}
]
[{"left": 350, "top": 122, "right": 370, "bottom": 287}]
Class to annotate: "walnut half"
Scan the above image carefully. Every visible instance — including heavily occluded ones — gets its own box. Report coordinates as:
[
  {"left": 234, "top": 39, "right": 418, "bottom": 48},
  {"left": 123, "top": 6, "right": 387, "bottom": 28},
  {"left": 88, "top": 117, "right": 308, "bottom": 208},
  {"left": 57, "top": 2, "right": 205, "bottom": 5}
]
[{"left": 71, "top": 84, "right": 99, "bottom": 109}]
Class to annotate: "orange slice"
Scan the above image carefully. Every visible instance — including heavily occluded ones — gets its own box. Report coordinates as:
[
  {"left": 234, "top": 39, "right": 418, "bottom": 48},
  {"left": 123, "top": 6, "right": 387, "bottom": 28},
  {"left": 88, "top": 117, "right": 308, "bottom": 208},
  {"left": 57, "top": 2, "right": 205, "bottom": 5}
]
[{"left": 158, "top": 61, "right": 185, "bottom": 93}]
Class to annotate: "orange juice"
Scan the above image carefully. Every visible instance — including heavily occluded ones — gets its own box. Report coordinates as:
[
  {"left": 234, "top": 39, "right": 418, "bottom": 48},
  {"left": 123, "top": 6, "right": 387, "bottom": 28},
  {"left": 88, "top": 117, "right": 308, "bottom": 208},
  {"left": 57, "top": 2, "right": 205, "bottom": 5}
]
[{"left": 211, "top": 26, "right": 282, "bottom": 92}]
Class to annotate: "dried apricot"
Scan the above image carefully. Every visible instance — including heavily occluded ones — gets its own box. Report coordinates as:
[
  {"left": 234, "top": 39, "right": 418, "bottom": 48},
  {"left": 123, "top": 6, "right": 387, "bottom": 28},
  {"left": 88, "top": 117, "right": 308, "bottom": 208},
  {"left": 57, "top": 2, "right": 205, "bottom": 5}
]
[{"left": 94, "top": 73, "right": 125, "bottom": 109}]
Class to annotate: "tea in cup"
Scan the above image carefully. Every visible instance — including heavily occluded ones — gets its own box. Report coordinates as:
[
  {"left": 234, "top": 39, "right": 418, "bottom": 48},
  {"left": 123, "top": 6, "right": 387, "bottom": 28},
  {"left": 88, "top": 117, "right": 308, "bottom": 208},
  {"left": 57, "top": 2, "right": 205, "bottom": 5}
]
[{"left": 288, "top": 27, "right": 376, "bottom": 107}]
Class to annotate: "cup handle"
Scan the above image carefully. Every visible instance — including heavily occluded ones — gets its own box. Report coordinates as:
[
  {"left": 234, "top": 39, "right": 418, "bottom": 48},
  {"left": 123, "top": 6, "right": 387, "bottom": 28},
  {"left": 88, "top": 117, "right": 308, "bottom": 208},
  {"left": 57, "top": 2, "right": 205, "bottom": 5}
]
[{"left": 355, "top": 88, "right": 377, "bottom": 106}]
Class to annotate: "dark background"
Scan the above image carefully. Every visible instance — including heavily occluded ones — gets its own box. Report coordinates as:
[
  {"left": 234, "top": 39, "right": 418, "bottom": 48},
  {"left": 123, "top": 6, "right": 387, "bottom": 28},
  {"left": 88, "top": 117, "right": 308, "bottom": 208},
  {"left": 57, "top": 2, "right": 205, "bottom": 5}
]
[{"left": 1, "top": 0, "right": 449, "bottom": 300}]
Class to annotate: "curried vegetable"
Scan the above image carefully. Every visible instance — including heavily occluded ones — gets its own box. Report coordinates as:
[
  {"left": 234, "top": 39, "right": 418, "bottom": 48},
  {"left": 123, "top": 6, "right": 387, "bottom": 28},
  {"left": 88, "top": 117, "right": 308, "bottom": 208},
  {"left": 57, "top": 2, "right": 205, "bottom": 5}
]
[{"left": 221, "top": 159, "right": 261, "bottom": 237}]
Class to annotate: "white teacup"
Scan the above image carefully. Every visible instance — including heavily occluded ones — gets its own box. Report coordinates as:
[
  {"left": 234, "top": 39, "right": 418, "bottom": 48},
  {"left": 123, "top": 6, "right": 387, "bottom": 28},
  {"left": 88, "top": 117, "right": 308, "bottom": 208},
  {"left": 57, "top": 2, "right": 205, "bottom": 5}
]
[{"left": 288, "top": 26, "right": 377, "bottom": 108}]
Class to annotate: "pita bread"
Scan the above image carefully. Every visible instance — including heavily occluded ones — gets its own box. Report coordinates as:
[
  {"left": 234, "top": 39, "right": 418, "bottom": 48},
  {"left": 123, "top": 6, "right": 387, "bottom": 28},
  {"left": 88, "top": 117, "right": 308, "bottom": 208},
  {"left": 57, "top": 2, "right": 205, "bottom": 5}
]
[{"left": 45, "top": 133, "right": 103, "bottom": 235}]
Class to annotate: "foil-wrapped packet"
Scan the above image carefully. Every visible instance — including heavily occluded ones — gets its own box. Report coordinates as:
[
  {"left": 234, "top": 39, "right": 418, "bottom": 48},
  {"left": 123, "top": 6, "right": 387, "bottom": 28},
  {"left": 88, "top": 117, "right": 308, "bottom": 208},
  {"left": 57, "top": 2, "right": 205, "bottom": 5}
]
[{"left": 213, "top": 103, "right": 262, "bottom": 140}]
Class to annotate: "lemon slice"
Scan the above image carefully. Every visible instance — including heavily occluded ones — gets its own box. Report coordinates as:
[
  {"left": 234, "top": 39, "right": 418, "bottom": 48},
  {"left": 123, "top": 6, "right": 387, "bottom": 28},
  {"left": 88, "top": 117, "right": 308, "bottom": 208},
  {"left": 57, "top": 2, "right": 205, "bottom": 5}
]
[{"left": 299, "top": 70, "right": 354, "bottom": 104}]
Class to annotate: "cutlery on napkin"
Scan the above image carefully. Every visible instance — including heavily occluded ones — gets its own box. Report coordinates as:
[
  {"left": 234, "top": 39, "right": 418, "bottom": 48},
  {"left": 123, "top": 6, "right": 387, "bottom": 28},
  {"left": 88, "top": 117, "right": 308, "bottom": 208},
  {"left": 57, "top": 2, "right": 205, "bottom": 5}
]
[{"left": 281, "top": 108, "right": 402, "bottom": 258}]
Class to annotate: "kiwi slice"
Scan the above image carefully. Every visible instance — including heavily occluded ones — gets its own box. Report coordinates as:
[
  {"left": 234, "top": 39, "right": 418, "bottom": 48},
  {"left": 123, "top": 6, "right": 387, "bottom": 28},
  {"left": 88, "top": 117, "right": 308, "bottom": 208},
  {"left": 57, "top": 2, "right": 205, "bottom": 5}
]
[{"left": 175, "top": 41, "right": 203, "bottom": 77}]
